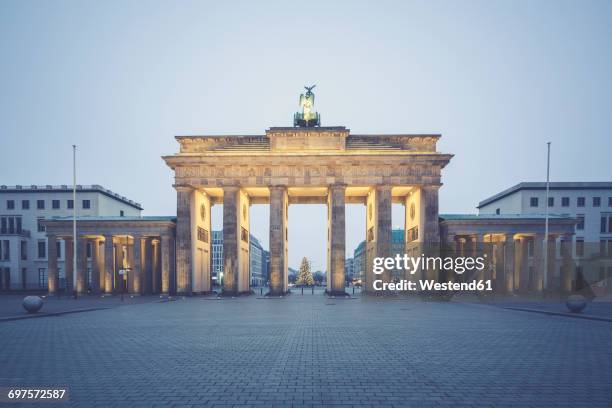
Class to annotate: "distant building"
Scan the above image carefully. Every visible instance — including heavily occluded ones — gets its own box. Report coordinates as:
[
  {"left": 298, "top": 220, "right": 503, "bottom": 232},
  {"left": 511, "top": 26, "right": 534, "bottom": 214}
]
[
  {"left": 211, "top": 230, "right": 224, "bottom": 285},
  {"left": 0, "top": 184, "right": 141, "bottom": 291},
  {"left": 210, "top": 230, "right": 267, "bottom": 287},
  {"left": 345, "top": 257, "right": 354, "bottom": 281},
  {"left": 249, "top": 235, "right": 264, "bottom": 286},
  {"left": 353, "top": 241, "right": 366, "bottom": 282}
]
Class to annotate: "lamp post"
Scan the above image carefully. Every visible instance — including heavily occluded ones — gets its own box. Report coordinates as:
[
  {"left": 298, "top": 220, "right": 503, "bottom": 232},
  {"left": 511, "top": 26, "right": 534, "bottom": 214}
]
[
  {"left": 543, "top": 142, "right": 551, "bottom": 293},
  {"left": 72, "top": 145, "right": 77, "bottom": 300}
]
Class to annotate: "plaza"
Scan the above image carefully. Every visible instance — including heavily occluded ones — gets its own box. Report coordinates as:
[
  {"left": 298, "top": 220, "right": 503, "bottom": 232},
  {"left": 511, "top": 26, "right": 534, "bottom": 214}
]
[{"left": 1, "top": 294, "right": 611, "bottom": 407}]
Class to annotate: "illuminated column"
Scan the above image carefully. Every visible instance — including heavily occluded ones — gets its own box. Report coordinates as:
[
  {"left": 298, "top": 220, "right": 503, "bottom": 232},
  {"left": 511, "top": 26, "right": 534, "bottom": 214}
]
[
  {"left": 176, "top": 186, "right": 193, "bottom": 294},
  {"left": 560, "top": 233, "right": 573, "bottom": 293},
  {"left": 269, "top": 185, "right": 288, "bottom": 296},
  {"left": 421, "top": 185, "right": 441, "bottom": 281},
  {"left": 132, "top": 235, "right": 143, "bottom": 295},
  {"left": 364, "top": 186, "right": 392, "bottom": 293},
  {"left": 191, "top": 191, "right": 212, "bottom": 293},
  {"left": 517, "top": 237, "right": 529, "bottom": 293},
  {"left": 143, "top": 238, "right": 153, "bottom": 295},
  {"left": 64, "top": 237, "right": 74, "bottom": 292},
  {"left": 47, "top": 234, "right": 58, "bottom": 295},
  {"left": 103, "top": 235, "right": 114, "bottom": 294},
  {"left": 503, "top": 234, "right": 515, "bottom": 293},
  {"left": 76, "top": 237, "right": 88, "bottom": 295},
  {"left": 327, "top": 184, "right": 346, "bottom": 296},
  {"left": 532, "top": 234, "right": 544, "bottom": 292},
  {"left": 161, "top": 234, "right": 172, "bottom": 295},
  {"left": 91, "top": 238, "right": 101, "bottom": 294},
  {"left": 152, "top": 239, "right": 160, "bottom": 294}
]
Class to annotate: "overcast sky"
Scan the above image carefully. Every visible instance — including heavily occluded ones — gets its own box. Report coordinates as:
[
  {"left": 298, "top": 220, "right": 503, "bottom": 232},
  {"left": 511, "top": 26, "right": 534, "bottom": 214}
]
[{"left": 1, "top": 0, "right": 611, "bottom": 271}]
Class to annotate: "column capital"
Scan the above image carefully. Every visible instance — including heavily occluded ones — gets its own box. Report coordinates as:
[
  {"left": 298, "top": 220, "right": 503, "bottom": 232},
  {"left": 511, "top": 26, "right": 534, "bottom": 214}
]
[
  {"left": 269, "top": 185, "right": 288, "bottom": 191},
  {"left": 174, "top": 184, "right": 194, "bottom": 192},
  {"left": 329, "top": 183, "right": 347, "bottom": 191},
  {"left": 222, "top": 185, "right": 241, "bottom": 192},
  {"left": 421, "top": 184, "right": 442, "bottom": 191}
]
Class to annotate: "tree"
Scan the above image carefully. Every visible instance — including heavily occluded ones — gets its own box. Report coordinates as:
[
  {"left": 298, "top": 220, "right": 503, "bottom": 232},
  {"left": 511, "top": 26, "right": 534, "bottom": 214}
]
[{"left": 296, "top": 257, "right": 314, "bottom": 286}]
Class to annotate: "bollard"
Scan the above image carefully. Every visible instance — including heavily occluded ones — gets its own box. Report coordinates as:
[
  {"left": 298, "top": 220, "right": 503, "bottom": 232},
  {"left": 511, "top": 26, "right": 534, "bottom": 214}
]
[
  {"left": 301, "top": 287, "right": 304, "bottom": 295},
  {"left": 311, "top": 286, "right": 314, "bottom": 295},
  {"left": 352, "top": 286, "right": 355, "bottom": 295}
]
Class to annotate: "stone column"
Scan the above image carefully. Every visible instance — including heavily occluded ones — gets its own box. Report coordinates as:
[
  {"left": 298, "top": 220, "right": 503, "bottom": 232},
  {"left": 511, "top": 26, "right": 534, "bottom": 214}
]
[
  {"left": 91, "top": 238, "right": 101, "bottom": 294},
  {"left": 175, "top": 186, "right": 193, "bottom": 295},
  {"left": 327, "top": 184, "right": 346, "bottom": 296},
  {"left": 503, "top": 234, "right": 515, "bottom": 294},
  {"left": 152, "top": 239, "right": 160, "bottom": 294},
  {"left": 103, "top": 235, "right": 114, "bottom": 294},
  {"left": 76, "top": 237, "right": 88, "bottom": 295},
  {"left": 161, "top": 235, "right": 171, "bottom": 295},
  {"left": 364, "top": 186, "right": 392, "bottom": 293},
  {"left": 64, "top": 237, "right": 74, "bottom": 292},
  {"left": 560, "top": 233, "right": 573, "bottom": 293},
  {"left": 269, "top": 185, "right": 288, "bottom": 296},
  {"left": 222, "top": 186, "right": 239, "bottom": 295},
  {"left": 132, "top": 235, "right": 143, "bottom": 295},
  {"left": 47, "top": 234, "right": 58, "bottom": 295},
  {"left": 545, "top": 235, "right": 557, "bottom": 291},
  {"left": 518, "top": 237, "right": 530, "bottom": 293},
  {"left": 143, "top": 238, "right": 153, "bottom": 295},
  {"left": 533, "top": 234, "right": 544, "bottom": 292}
]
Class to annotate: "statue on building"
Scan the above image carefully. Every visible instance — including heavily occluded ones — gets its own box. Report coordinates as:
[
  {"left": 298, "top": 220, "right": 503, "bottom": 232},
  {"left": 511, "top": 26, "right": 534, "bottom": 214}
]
[{"left": 294, "top": 85, "right": 321, "bottom": 127}]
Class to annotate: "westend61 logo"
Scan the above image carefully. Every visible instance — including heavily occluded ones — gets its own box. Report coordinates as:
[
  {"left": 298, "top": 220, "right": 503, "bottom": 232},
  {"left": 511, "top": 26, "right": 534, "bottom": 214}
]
[{"left": 372, "top": 254, "right": 493, "bottom": 292}]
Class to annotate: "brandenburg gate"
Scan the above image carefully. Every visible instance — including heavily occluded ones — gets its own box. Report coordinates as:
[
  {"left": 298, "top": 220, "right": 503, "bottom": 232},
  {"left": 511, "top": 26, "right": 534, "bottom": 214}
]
[{"left": 163, "top": 88, "right": 452, "bottom": 296}]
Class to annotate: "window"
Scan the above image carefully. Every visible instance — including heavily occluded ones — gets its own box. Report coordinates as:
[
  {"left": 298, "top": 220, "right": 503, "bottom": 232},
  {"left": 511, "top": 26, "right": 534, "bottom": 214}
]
[
  {"left": 82, "top": 200, "right": 91, "bottom": 209},
  {"left": 67, "top": 200, "right": 74, "bottom": 209},
  {"left": 21, "top": 200, "right": 29, "bottom": 210},
  {"left": 609, "top": 197, "right": 612, "bottom": 207},
  {"left": 562, "top": 197, "right": 570, "bottom": 207},
  {"left": 0, "top": 218, "right": 5, "bottom": 234},
  {"left": 576, "top": 239, "right": 584, "bottom": 257},
  {"left": 2, "top": 240, "right": 9, "bottom": 260},
  {"left": 530, "top": 197, "right": 539, "bottom": 207},
  {"left": 8, "top": 217, "right": 14, "bottom": 234},
  {"left": 548, "top": 197, "right": 554, "bottom": 207},
  {"left": 37, "top": 217, "right": 45, "bottom": 232},
  {"left": 86, "top": 242, "right": 92, "bottom": 258},
  {"left": 577, "top": 197, "right": 585, "bottom": 207},
  {"left": 120, "top": 210, "right": 124, "bottom": 217},
  {"left": 577, "top": 215, "right": 585, "bottom": 230},
  {"left": 37, "top": 240, "right": 46, "bottom": 259},
  {"left": 593, "top": 197, "right": 601, "bottom": 207},
  {"left": 52, "top": 199, "right": 60, "bottom": 209},
  {"left": 37, "top": 200, "right": 45, "bottom": 209},
  {"left": 495, "top": 208, "right": 500, "bottom": 215},
  {"left": 16, "top": 217, "right": 21, "bottom": 233},
  {"left": 38, "top": 268, "right": 47, "bottom": 288},
  {"left": 7, "top": 200, "right": 14, "bottom": 210},
  {"left": 20, "top": 241, "right": 27, "bottom": 260},
  {"left": 602, "top": 214, "right": 612, "bottom": 234},
  {"left": 56, "top": 241, "right": 62, "bottom": 259}
]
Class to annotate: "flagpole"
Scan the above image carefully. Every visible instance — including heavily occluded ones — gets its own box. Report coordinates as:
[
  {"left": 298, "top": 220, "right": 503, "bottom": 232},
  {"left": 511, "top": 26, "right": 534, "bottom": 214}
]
[
  {"left": 73, "top": 145, "right": 77, "bottom": 299},
  {"left": 543, "top": 142, "right": 551, "bottom": 293}
]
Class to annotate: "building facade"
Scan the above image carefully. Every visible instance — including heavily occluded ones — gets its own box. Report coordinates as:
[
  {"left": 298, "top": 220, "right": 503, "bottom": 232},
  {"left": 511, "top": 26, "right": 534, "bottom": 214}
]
[
  {"left": 478, "top": 182, "right": 612, "bottom": 291},
  {"left": 0, "top": 185, "right": 141, "bottom": 291}
]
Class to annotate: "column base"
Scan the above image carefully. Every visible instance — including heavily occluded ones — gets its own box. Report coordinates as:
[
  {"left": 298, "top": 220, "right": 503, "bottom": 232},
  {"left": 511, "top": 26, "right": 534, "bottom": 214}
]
[{"left": 325, "top": 289, "right": 350, "bottom": 297}]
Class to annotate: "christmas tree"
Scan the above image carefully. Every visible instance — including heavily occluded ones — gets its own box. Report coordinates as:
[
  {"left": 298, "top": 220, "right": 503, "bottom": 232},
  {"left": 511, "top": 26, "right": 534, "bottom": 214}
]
[{"left": 296, "top": 257, "right": 314, "bottom": 286}]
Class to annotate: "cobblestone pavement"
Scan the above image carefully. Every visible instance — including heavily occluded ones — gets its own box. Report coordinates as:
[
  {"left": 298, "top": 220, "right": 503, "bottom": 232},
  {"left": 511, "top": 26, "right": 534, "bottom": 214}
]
[{"left": 1, "top": 294, "right": 611, "bottom": 407}]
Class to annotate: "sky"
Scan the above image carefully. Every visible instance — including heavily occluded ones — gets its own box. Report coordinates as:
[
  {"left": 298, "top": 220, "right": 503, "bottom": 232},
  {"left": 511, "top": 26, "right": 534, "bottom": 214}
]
[{"left": 1, "top": 0, "right": 611, "bottom": 271}]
